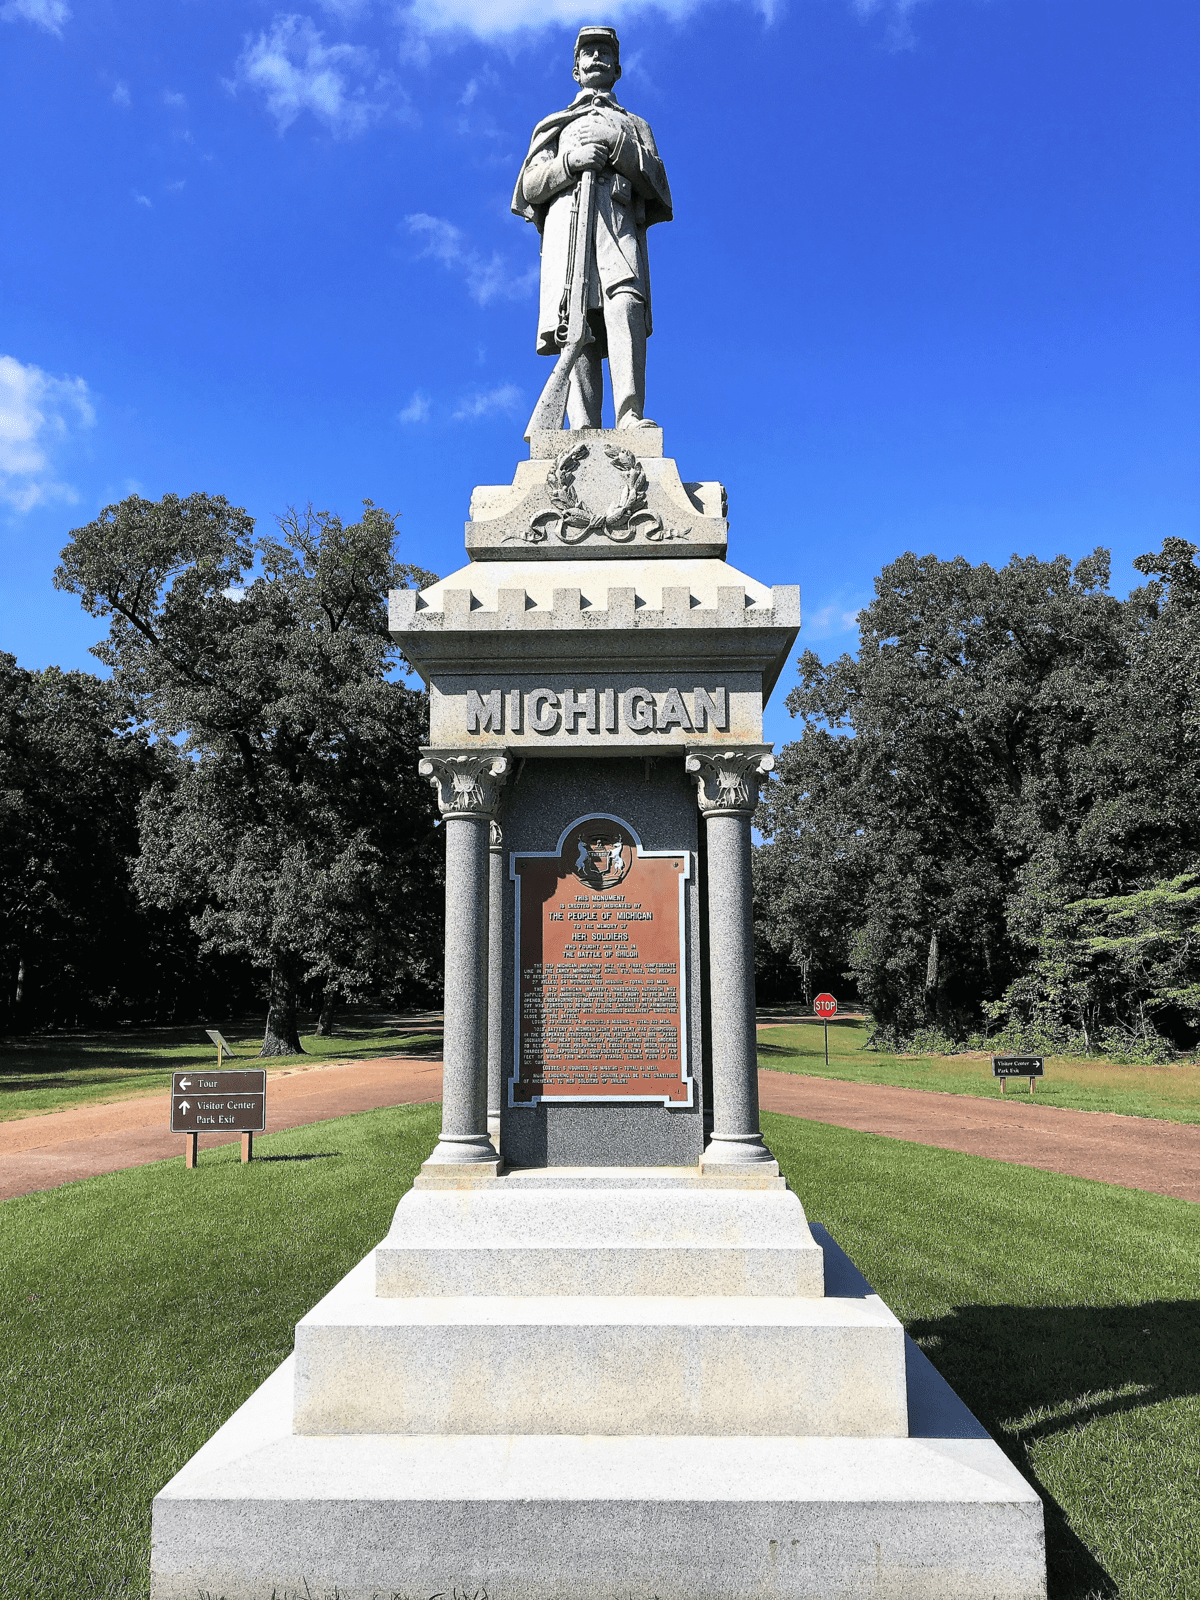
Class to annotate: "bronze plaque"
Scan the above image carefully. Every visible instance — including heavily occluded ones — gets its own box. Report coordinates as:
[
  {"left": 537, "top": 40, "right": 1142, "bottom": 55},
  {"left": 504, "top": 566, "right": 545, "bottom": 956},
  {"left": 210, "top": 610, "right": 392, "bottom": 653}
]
[
  {"left": 511, "top": 814, "right": 691, "bottom": 1105},
  {"left": 170, "top": 1070, "right": 266, "bottom": 1132}
]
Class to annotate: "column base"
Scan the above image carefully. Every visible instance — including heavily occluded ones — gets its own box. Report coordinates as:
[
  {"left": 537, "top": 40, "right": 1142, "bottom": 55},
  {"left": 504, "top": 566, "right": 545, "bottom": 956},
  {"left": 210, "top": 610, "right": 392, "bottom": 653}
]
[
  {"left": 701, "top": 1135, "right": 780, "bottom": 1175},
  {"left": 420, "top": 1136, "right": 502, "bottom": 1181}
]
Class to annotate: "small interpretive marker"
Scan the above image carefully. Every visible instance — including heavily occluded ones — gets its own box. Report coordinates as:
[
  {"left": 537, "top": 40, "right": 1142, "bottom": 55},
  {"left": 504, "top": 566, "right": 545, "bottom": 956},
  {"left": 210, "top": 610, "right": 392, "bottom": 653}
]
[
  {"left": 205, "top": 1028, "right": 237, "bottom": 1067},
  {"left": 172, "top": 1069, "right": 267, "bottom": 1167},
  {"left": 814, "top": 993, "right": 837, "bottom": 1066},
  {"left": 992, "top": 1056, "right": 1044, "bottom": 1096}
]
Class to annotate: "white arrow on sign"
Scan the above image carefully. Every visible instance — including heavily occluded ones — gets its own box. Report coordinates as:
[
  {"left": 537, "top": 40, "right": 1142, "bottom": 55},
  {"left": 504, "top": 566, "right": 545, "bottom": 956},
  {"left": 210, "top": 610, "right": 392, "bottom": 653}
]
[
  {"left": 179, "top": 1077, "right": 191, "bottom": 1090},
  {"left": 178, "top": 1100, "right": 190, "bottom": 1115}
]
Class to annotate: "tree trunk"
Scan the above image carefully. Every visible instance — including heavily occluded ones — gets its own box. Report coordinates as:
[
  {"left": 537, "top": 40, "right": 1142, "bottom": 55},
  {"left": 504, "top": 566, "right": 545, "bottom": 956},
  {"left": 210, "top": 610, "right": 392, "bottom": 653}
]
[
  {"left": 315, "top": 988, "right": 337, "bottom": 1037},
  {"left": 924, "top": 928, "right": 940, "bottom": 1017},
  {"left": 14, "top": 953, "right": 26, "bottom": 1009},
  {"left": 260, "top": 963, "right": 304, "bottom": 1056}
]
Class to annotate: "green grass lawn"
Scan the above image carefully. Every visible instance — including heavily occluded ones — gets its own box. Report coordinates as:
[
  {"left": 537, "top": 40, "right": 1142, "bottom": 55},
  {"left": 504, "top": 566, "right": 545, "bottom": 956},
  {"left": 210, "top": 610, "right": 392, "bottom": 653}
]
[
  {"left": 759, "top": 1016, "right": 1200, "bottom": 1124},
  {"left": 0, "top": 1010, "right": 444, "bottom": 1122},
  {"left": 2, "top": 1104, "right": 1196, "bottom": 1598}
]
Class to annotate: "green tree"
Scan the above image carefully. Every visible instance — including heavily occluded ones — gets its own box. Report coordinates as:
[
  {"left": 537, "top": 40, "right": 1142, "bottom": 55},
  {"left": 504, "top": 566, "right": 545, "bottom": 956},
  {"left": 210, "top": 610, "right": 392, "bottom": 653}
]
[
  {"left": 996, "top": 537, "right": 1200, "bottom": 1049},
  {"left": 1004, "top": 870, "right": 1200, "bottom": 1057},
  {"left": 758, "top": 549, "right": 1129, "bottom": 1034},
  {"left": 0, "top": 654, "right": 233, "bottom": 1027},
  {"left": 54, "top": 493, "right": 440, "bottom": 1054}
]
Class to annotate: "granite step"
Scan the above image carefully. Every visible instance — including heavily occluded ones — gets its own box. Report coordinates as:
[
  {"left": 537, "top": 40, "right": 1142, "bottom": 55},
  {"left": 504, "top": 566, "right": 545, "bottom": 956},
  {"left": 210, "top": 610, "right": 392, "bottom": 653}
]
[
  {"left": 293, "top": 1255, "right": 905, "bottom": 1439},
  {"left": 152, "top": 1346, "right": 1044, "bottom": 1600},
  {"left": 376, "top": 1184, "right": 824, "bottom": 1298}
]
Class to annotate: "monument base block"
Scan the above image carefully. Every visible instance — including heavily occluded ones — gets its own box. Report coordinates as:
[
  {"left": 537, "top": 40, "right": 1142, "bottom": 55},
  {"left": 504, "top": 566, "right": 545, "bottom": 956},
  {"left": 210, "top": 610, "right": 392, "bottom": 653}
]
[
  {"left": 152, "top": 1341, "right": 1042, "bottom": 1600},
  {"left": 151, "top": 1219, "right": 1045, "bottom": 1600}
]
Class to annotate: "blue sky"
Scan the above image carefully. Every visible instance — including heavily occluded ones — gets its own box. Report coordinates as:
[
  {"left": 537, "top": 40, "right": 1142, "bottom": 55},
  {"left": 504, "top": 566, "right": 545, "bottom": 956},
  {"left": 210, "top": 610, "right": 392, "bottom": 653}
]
[{"left": 2, "top": 0, "right": 1197, "bottom": 748}]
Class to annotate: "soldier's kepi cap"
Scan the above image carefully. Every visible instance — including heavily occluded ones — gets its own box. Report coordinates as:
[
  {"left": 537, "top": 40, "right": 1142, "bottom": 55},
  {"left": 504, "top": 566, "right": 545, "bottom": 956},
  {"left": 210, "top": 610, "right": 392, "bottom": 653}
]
[{"left": 574, "top": 24, "right": 620, "bottom": 63}]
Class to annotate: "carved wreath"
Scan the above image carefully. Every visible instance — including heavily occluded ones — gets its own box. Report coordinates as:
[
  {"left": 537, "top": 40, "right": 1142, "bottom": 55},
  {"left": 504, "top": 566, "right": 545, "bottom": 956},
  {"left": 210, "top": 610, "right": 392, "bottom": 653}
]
[{"left": 511, "top": 443, "right": 689, "bottom": 545}]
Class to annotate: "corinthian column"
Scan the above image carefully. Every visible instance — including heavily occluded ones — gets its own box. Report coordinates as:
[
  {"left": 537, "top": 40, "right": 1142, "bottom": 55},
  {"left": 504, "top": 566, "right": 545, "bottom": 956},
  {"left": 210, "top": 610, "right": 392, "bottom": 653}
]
[
  {"left": 487, "top": 819, "right": 504, "bottom": 1143},
  {"left": 419, "top": 751, "right": 510, "bottom": 1170},
  {"left": 686, "top": 746, "right": 777, "bottom": 1169}
]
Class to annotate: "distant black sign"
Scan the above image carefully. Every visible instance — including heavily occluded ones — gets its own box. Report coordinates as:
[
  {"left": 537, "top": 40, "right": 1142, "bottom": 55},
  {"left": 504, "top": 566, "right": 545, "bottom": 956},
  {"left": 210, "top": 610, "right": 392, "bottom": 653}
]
[
  {"left": 992, "top": 1057, "right": 1044, "bottom": 1078},
  {"left": 171, "top": 1069, "right": 266, "bottom": 1133}
]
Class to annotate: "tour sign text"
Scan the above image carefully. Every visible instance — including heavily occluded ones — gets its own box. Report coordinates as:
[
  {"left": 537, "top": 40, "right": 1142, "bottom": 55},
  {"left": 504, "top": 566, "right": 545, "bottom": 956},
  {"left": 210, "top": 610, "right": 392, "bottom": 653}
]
[{"left": 171, "top": 1070, "right": 267, "bottom": 1133}]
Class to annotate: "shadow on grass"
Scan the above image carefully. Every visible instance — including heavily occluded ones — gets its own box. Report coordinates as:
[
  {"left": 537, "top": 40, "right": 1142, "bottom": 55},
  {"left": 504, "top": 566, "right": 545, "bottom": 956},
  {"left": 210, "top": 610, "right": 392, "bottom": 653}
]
[
  {"left": 759, "top": 1016, "right": 865, "bottom": 1032},
  {"left": 253, "top": 1152, "right": 341, "bottom": 1163},
  {"left": 0, "top": 1012, "right": 446, "bottom": 1080},
  {"left": 756, "top": 1045, "right": 867, "bottom": 1064},
  {"left": 910, "top": 1299, "right": 1200, "bottom": 1598},
  {"left": 375, "top": 1033, "right": 443, "bottom": 1060}
]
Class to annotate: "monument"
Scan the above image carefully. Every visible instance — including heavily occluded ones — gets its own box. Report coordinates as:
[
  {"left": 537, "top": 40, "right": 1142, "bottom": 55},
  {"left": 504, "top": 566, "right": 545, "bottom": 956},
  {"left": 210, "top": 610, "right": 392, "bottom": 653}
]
[{"left": 150, "top": 27, "right": 1047, "bottom": 1599}]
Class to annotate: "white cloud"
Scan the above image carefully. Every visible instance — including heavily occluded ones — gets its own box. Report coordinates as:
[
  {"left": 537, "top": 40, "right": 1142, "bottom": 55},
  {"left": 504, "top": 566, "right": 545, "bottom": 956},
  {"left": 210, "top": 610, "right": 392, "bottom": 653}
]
[
  {"left": 134, "top": 192, "right": 153, "bottom": 207},
  {"left": 111, "top": 81, "right": 131, "bottom": 107},
  {"left": 399, "top": 0, "right": 782, "bottom": 38},
  {"left": 406, "top": 213, "right": 537, "bottom": 306},
  {"left": 162, "top": 89, "right": 188, "bottom": 109},
  {"left": 803, "top": 599, "right": 865, "bottom": 641},
  {"left": 0, "top": 355, "right": 94, "bottom": 513},
  {"left": 851, "top": 0, "right": 929, "bottom": 49},
  {"left": 0, "top": 0, "right": 70, "bottom": 33},
  {"left": 452, "top": 383, "right": 522, "bottom": 421},
  {"left": 398, "top": 391, "right": 431, "bottom": 424},
  {"left": 391, "top": 0, "right": 940, "bottom": 42},
  {"left": 234, "top": 14, "right": 385, "bottom": 135}
]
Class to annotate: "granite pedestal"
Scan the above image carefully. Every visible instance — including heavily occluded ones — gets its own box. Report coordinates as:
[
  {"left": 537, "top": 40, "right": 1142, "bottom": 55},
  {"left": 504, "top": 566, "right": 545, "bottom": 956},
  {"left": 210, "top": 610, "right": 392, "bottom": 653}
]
[{"left": 151, "top": 427, "right": 1045, "bottom": 1599}]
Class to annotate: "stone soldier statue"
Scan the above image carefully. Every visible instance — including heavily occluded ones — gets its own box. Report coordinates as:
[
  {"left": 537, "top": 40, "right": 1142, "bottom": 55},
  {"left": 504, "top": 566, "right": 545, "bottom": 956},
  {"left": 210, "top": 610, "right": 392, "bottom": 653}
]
[{"left": 512, "top": 25, "right": 672, "bottom": 433}]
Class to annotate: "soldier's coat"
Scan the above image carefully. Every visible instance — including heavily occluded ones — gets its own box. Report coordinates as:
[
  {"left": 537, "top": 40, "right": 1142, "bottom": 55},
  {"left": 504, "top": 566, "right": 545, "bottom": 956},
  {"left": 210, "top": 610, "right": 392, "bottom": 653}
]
[{"left": 512, "top": 90, "right": 673, "bottom": 357}]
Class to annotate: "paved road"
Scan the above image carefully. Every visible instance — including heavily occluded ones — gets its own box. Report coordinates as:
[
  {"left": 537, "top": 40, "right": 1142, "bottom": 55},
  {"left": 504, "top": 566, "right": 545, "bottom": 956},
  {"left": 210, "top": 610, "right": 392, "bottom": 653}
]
[
  {"left": 3, "top": 1056, "right": 1197, "bottom": 1203},
  {"left": 0, "top": 1056, "right": 442, "bottom": 1202},
  {"left": 758, "top": 1069, "right": 1200, "bottom": 1203}
]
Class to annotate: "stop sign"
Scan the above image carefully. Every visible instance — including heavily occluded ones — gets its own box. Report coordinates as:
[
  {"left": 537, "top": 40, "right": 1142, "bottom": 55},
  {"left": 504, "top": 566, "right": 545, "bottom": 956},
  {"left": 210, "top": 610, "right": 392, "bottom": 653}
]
[{"left": 814, "top": 993, "right": 837, "bottom": 1018}]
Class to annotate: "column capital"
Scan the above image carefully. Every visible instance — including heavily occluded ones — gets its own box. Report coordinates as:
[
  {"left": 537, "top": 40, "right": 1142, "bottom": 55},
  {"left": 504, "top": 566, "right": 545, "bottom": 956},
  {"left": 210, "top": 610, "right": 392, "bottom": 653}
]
[
  {"left": 419, "top": 749, "right": 511, "bottom": 820},
  {"left": 685, "top": 746, "right": 775, "bottom": 817},
  {"left": 489, "top": 820, "right": 504, "bottom": 851}
]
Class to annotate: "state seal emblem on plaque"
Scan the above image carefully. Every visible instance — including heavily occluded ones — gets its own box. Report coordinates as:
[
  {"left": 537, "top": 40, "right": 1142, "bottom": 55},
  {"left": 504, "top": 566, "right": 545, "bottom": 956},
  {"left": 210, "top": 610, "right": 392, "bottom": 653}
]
[{"left": 571, "top": 822, "right": 632, "bottom": 890}]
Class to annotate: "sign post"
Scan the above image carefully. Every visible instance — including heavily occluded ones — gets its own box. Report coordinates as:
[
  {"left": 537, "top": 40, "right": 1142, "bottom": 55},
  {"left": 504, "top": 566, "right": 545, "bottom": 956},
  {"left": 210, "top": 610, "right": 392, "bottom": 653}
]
[
  {"left": 814, "top": 992, "right": 837, "bottom": 1065},
  {"left": 171, "top": 1069, "right": 267, "bottom": 1166},
  {"left": 992, "top": 1056, "right": 1044, "bottom": 1096}
]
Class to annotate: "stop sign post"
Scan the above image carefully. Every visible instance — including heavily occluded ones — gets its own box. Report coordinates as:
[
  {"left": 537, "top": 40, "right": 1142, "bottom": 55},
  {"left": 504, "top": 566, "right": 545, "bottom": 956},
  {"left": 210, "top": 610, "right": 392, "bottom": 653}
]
[{"left": 814, "top": 992, "right": 837, "bottom": 1064}]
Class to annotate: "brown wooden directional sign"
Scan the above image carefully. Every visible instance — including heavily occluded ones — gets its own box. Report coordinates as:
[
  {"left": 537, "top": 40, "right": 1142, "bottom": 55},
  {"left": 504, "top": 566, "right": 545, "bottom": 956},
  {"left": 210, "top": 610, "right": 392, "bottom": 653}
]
[
  {"left": 992, "top": 1057, "right": 1044, "bottom": 1078},
  {"left": 171, "top": 1070, "right": 266, "bottom": 1133}
]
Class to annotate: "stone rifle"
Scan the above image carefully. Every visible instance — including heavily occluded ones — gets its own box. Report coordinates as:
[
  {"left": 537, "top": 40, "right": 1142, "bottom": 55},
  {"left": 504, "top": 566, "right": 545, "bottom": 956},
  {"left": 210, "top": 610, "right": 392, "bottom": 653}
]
[{"left": 524, "top": 165, "right": 598, "bottom": 440}]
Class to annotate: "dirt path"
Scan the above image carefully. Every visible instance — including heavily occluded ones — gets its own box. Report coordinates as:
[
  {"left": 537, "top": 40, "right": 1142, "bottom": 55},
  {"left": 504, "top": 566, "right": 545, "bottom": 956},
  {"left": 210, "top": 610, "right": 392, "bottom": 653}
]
[
  {"left": 758, "top": 1069, "right": 1200, "bottom": 1203},
  {"left": 3, "top": 1055, "right": 1197, "bottom": 1204},
  {"left": 0, "top": 1055, "right": 443, "bottom": 1202}
]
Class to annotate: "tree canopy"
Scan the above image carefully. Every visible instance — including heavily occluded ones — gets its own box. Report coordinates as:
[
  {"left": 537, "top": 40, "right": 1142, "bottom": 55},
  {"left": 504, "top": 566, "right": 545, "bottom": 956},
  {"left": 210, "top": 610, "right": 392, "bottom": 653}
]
[
  {"left": 0, "top": 653, "right": 254, "bottom": 1028},
  {"left": 756, "top": 539, "right": 1200, "bottom": 1056},
  {"left": 53, "top": 493, "right": 442, "bottom": 1054}
]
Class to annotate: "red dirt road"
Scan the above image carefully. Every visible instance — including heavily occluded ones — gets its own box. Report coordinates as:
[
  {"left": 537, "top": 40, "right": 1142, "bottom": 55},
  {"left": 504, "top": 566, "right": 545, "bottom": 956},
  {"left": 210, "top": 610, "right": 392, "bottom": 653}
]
[
  {"left": 3, "top": 1056, "right": 1197, "bottom": 1204},
  {"left": 0, "top": 1056, "right": 442, "bottom": 1202},
  {"left": 759, "top": 1069, "right": 1200, "bottom": 1203}
]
